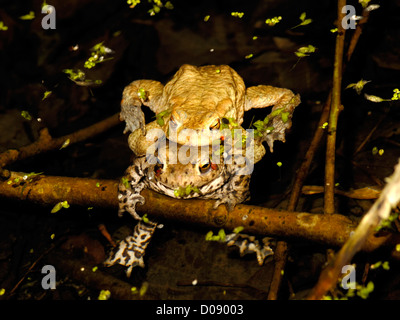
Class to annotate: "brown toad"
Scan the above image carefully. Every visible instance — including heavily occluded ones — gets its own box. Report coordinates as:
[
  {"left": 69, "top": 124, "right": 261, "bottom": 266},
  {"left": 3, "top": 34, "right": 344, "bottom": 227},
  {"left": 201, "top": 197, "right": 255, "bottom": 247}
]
[
  {"left": 120, "top": 64, "right": 300, "bottom": 152},
  {"left": 104, "top": 134, "right": 256, "bottom": 276}
]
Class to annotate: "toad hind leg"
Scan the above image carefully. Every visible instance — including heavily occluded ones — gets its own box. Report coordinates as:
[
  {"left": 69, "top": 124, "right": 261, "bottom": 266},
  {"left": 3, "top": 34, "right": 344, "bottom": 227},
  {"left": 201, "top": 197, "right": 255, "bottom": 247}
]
[{"left": 104, "top": 219, "right": 158, "bottom": 277}]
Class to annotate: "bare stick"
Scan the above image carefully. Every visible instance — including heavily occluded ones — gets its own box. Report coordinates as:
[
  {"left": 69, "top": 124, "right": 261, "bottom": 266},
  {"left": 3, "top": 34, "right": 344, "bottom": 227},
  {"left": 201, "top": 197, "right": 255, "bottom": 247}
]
[
  {"left": 308, "top": 159, "right": 400, "bottom": 299},
  {"left": 0, "top": 113, "right": 121, "bottom": 177},
  {"left": 324, "top": 0, "right": 347, "bottom": 215}
]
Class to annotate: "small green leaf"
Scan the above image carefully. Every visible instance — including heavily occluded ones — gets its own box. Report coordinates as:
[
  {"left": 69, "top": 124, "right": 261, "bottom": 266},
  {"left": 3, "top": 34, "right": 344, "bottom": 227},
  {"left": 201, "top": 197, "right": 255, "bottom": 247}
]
[
  {"left": 266, "top": 126, "right": 274, "bottom": 132},
  {"left": 139, "top": 282, "right": 149, "bottom": 296},
  {"left": 121, "top": 177, "right": 130, "bottom": 189},
  {"left": 21, "top": 111, "right": 32, "bottom": 121},
  {"left": 382, "top": 261, "right": 390, "bottom": 270},
  {"left": 51, "top": 201, "right": 70, "bottom": 213},
  {"left": 98, "top": 289, "right": 111, "bottom": 300},
  {"left": 0, "top": 21, "right": 8, "bottom": 31},
  {"left": 269, "top": 108, "right": 283, "bottom": 118},
  {"left": 127, "top": 0, "right": 140, "bottom": 9},
  {"left": 156, "top": 110, "right": 171, "bottom": 126},
  {"left": 60, "top": 138, "right": 70, "bottom": 150},
  {"left": 320, "top": 122, "right": 328, "bottom": 129},
  {"left": 281, "top": 112, "right": 289, "bottom": 123},
  {"left": 392, "top": 88, "right": 400, "bottom": 101},
  {"left": 192, "top": 186, "right": 200, "bottom": 193},
  {"left": 294, "top": 45, "right": 316, "bottom": 58},
  {"left": 142, "top": 214, "right": 149, "bottom": 223},
  {"left": 42, "top": 91, "right": 52, "bottom": 100},
  {"left": 359, "top": 0, "right": 372, "bottom": 9},
  {"left": 265, "top": 16, "right": 282, "bottom": 26},
  {"left": 19, "top": 11, "right": 35, "bottom": 20},
  {"left": 165, "top": 1, "right": 174, "bottom": 10},
  {"left": 218, "top": 229, "right": 226, "bottom": 242},
  {"left": 231, "top": 12, "right": 244, "bottom": 18},
  {"left": 137, "top": 88, "right": 148, "bottom": 101},
  {"left": 357, "top": 281, "right": 374, "bottom": 299},
  {"left": 295, "top": 52, "right": 307, "bottom": 58},
  {"left": 292, "top": 12, "right": 312, "bottom": 29},
  {"left": 205, "top": 231, "right": 214, "bottom": 241},
  {"left": 233, "top": 226, "right": 244, "bottom": 233}
]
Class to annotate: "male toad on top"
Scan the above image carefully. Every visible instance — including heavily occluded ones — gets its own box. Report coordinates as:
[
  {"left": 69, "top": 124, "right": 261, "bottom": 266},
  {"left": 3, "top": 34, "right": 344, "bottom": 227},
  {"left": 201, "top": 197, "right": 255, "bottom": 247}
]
[{"left": 120, "top": 64, "right": 300, "bottom": 151}]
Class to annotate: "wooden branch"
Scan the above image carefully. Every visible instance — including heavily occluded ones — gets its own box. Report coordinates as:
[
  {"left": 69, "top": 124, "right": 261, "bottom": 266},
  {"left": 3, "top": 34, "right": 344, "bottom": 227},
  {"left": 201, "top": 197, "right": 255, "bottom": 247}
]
[
  {"left": 0, "top": 113, "right": 121, "bottom": 177},
  {"left": 324, "top": 0, "right": 346, "bottom": 215},
  {"left": 1, "top": 171, "right": 399, "bottom": 253},
  {"left": 308, "top": 158, "right": 400, "bottom": 300}
]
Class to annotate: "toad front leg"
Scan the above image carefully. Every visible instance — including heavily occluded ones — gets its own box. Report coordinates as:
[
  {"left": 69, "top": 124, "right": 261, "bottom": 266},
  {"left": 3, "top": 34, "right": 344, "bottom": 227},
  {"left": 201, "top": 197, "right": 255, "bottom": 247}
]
[
  {"left": 118, "top": 161, "right": 150, "bottom": 220},
  {"left": 120, "top": 79, "right": 165, "bottom": 134},
  {"left": 245, "top": 86, "right": 301, "bottom": 152}
]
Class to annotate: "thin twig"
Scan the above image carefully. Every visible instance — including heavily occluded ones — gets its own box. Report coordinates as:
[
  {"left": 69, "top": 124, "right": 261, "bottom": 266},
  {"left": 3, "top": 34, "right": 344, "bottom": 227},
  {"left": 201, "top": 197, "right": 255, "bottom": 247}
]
[
  {"left": 0, "top": 113, "right": 121, "bottom": 178},
  {"left": 353, "top": 115, "right": 385, "bottom": 155},
  {"left": 324, "top": 0, "right": 347, "bottom": 215},
  {"left": 8, "top": 243, "right": 57, "bottom": 298},
  {"left": 308, "top": 158, "right": 400, "bottom": 299},
  {"left": 268, "top": 0, "right": 375, "bottom": 298}
]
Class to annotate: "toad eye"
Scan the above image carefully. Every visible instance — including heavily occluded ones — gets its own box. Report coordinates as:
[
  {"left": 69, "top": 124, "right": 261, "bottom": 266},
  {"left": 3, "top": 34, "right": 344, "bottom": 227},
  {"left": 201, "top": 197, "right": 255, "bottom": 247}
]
[
  {"left": 154, "top": 163, "right": 164, "bottom": 176},
  {"left": 199, "top": 162, "right": 211, "bottom": 174},
  {"left": 221, "top": 117, "right": 230, "bottom": 125},
  {"left": 209, "top": 118, "right": 220, "bottom": 130}
]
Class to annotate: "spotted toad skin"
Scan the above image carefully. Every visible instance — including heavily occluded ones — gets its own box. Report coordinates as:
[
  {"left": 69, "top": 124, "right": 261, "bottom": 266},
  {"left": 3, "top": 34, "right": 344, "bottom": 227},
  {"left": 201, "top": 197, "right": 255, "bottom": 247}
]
[
  {"left": 104, "top": 141, "right": 252, "bottom": 276},
  {"left": 117, "top": 141, "right": 251, "bottom": 220}
]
